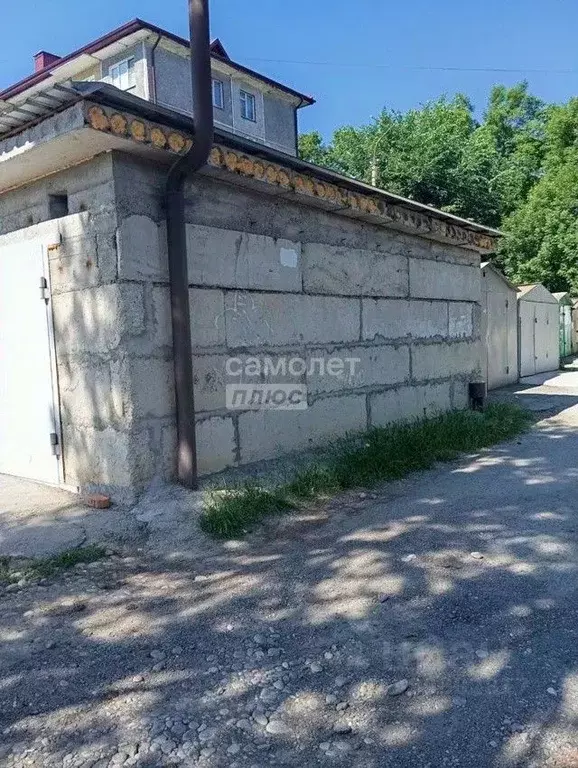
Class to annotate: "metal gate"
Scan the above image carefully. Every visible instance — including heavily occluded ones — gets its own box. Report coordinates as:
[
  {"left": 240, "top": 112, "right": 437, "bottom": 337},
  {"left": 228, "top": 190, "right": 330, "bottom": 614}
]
[{"left": 0, "top": 240, "right": 61, "bottom": 484}]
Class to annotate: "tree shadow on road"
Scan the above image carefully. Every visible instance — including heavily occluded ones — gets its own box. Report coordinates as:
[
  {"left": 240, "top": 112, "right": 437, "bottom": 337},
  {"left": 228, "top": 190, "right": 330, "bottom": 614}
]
[{"left": 2, "top": 419, "right": 578, "bottom": 767}]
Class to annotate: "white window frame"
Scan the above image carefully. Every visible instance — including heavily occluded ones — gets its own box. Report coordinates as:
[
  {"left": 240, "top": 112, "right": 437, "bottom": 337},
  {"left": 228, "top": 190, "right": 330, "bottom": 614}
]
[
  {"left": 108, "top": 57, "right": 135, "bottom": 91},
  {"left": 212, "top": 79, "right": 224, "bottom": 109},
  {"left": 240, "top": 89, "right": 256, "bottom": 122}
]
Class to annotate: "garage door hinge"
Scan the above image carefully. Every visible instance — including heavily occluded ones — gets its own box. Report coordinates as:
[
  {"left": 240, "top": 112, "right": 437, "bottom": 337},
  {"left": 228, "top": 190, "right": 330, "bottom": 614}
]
[
  {"left": 50, "top": 432, "right": 60, "bottom": 457},
  {"left": 39, "top": 276, "right": 48, "bottom": 303}
]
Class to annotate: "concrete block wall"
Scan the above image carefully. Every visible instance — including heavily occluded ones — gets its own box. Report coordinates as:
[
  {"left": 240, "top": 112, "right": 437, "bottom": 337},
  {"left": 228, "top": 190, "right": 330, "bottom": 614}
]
[
  {"left": 0, "top": 151, "right": 482, "bottom": 499},
  {"left": 110, "top": 154, "right": 482, "bottom": 478}
]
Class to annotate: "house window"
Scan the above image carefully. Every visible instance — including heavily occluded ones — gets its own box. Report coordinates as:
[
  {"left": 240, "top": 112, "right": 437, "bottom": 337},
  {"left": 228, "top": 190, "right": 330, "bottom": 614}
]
[
  {"left": 109, "top": 58, "right": 135, "bottom": 91},
  {"left": 212, "top": 79, "right": 224, "bottom": 109},
  {"left": 240, "top": 90, "right": 256, "bottom": 121}
]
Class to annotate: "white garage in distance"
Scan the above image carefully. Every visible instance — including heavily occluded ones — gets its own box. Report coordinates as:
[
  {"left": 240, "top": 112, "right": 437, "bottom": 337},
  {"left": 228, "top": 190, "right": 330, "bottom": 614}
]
[{"left": 517, "top": 283, "right": 560, "bottom": 378}]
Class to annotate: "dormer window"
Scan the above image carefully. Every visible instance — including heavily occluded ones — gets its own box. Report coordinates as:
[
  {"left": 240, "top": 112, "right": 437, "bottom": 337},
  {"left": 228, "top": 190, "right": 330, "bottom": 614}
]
[
  {"left": 212, "top": 79, "right": 224, "bottom": 109},
  {"left": 240, "top": 90, "right": 256, "bottom": 122},
  {"left": 109, "top": 58, "right": 135, "bottom": 91}
]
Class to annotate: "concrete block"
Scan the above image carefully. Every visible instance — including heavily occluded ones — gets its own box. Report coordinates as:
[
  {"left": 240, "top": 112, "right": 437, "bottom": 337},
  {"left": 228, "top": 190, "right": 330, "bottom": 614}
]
[
  {"left": 237, "top": 395, "right": 366, "bottom": 464},
  {"left": 303, "top": 243, "right": 408, "bottom": 297},
  {"left": 196, "top": 416, "right": 237, "bottom": 474},
  {"left": 61, "top": 424, "right": 154, "bottom": 491},
  {"left": 58, "top": 359, "right": 123, "bottom": 429},
  {"left": 189, "top": 288, "right": 226, "bottom": 348},
  {"left": 452, "top": 379, "right": 470, "bottom": 410},
  {"left": 362, "top": 299, "right": 448, "bottom": 341},
  {"left": 431, "top": 241, "right": 478, "bottom": 267},
  {"left": 95, "top": 229, "right": 119, "bottom": 284},
  {"left": 111, "top": 357, "right": 175, "bottom": 421},
  {"left": 112, "top": 154, "right": 165, "bottom": 222},
  {"left": 186, "top": 224, "right": 302, "bottom": 291},
  {"left": 448, "top": 302, "right": 474, "bottom": 338},
  {"left": 151, "top": 285, "right": 173, "bottom": 349},
  {"left": 411, "top": 340, "right": 480, "bottom": 381},
  {"left": 307, "top": 344, "right": 409, "bottom": 394},
  {"left": 392, "top": 233, "right": 433, "bottom": 260},
  {"left": 193, "top": 355, "right": 228, "bottom": 413},
  {"left": 370, "top": 383, "right": 452, "bottom": 427},
  {"left": 52, "top": 283, "right": 145, "bottom": 355},
  {"left": 36, "top": 213, "right": 116, "bottom": 294},
  {"left": 116, "top": 215, "right": 167, "bottom": 281},
  {"left": 49, "top": 233, "right": 99, "bottom": 293},
  {"left": 224, "top": 291, "right": 360, "bottom": 348},
  {"left": 193, "top": 353, "right": 268, "bottom": 412},
  {"left": 409, "top": 258, "right": 480, "bottom": 302}
]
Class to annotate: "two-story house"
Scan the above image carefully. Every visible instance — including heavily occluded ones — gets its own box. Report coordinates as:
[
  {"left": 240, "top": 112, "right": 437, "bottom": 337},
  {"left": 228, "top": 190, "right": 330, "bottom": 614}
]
[{"left": 0, "top": 18, "right": 314, "bottom": 156}]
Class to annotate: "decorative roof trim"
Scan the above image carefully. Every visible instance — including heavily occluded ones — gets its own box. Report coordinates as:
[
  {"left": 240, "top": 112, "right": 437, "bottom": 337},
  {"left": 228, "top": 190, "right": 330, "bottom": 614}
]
[{"left": 85, "top": 103, "right": 497, "bottom": 253}]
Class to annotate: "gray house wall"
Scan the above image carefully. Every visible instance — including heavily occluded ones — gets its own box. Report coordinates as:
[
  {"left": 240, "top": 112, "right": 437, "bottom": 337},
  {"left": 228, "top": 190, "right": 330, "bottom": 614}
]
[
  {"left": 0, "top": 150, "right": 482, "bottom": 500},
  {"left": 263, "top": 95, "right": 297, "bottom": 154},
  {"left": 152, "top": 46, "right": 297, "bottom": 155},
  {"left": 152, "top": 46, "right": 193, "bottom": 115}
]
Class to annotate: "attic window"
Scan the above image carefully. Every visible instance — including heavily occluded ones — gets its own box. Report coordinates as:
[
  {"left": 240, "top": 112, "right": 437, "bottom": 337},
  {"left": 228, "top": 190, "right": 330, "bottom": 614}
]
[
  {"left": 240, "top": 90, "right": 256, "bottom": 122},
  {"left": 109, "top": 57, "right": 135, "bottom": 91},
  {"left": 212, "top": 79, "right": 224, "bottom": 109}
]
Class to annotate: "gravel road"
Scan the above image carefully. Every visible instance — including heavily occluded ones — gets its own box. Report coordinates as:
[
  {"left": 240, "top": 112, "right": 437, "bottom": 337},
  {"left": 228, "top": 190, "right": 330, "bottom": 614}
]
[{"left": 2, "top": 403, "right": 578, "bottom": 767}]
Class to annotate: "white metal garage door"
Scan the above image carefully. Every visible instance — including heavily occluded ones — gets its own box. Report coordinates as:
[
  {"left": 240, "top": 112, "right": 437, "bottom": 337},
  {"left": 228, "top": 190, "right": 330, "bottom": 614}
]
[
  {"left": 534, "top": 302, "right": 559, "bottom": 374},
  {"left": 485, "top": 292, "right": 518, "bottom": 389},
  {"left": 518, "top": 299, "right": 560, "bottom": 378},
  {"left": 0, "top": 241, "right": 61, "bottom": 484},
  {"left": 518, "top": 301, "right": 536, "bottom": 377}
]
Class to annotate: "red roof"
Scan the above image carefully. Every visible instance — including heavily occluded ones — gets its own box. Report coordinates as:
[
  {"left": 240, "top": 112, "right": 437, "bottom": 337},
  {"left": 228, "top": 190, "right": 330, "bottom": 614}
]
[{"left": 0, "top": 18, "right": 315, "bottom": 106}]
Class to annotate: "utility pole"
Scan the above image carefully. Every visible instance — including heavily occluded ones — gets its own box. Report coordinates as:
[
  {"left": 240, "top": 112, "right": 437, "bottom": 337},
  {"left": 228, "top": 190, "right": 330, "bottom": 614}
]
[{"left": 369, "top": 121, "right": 387, "bottom": 187}]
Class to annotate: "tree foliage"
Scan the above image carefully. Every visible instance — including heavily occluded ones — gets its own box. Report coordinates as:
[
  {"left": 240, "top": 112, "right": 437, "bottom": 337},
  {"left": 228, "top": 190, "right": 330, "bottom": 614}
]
[{"left": 299, "top": 83, "right": 578, "bottom": 293}]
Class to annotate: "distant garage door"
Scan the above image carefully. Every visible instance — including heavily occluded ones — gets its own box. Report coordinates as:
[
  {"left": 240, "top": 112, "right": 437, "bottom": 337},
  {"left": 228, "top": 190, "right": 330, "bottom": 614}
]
[
  {"left": 517, "top": 283, "right": 560, "bottom": 378},
  {"left": 0, "top": 240, "right": 61, "bottom": 484}
]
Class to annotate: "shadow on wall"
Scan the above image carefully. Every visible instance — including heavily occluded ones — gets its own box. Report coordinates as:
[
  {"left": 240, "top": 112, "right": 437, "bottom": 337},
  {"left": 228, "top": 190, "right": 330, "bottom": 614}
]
[
  {"left": 2, "top": 417, "right": 578, "bottom": 766},
  {"left": 50, "top": 212, "right": 175, "bottom": 500}
]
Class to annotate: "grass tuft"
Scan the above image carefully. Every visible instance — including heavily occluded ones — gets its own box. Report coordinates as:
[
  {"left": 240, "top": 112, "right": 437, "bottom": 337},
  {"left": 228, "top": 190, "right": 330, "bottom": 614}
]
[
  {"left": 0, "top": 545, "right": 107, "bottom": 585},
  {"left": 200, "top": 403, "right": 531, "bottom": 539}
]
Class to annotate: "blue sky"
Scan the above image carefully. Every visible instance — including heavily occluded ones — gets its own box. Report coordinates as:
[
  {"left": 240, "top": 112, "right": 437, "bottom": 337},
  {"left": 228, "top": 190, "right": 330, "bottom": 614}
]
[{"left": 2, "top": 0, "right": 577, "bottom": 139}]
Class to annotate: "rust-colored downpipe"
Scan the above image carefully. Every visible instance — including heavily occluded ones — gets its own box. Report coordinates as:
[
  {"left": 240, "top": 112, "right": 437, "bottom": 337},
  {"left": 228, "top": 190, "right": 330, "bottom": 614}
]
[{"left": 165, "top": 0, "right": 214, "bottom": 488}]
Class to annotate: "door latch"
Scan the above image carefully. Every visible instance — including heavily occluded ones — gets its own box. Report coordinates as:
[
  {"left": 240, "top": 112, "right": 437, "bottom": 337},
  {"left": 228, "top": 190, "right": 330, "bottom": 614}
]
[
  {"left": 50, "top": 432, "right": 60, "bottom": 457},
  {"left": 40, "top": 276, "right": 48, "bottom": 303}
]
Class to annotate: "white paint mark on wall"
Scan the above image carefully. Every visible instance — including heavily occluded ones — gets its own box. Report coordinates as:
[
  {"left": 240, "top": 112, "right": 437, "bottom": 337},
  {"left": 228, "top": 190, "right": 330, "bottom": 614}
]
[{"left": 280, "top": 247, "right": 298, "bottom": 268}]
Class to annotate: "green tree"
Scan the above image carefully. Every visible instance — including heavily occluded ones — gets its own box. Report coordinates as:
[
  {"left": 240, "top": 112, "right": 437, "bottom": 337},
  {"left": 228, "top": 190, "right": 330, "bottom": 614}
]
[
  {"left": 498, "top": 98, "right": 578, "bottom": 292},
  {"left": 298, "top": 81, "right": 578, "bottom": 289},
  {"left": 483, "top": 82, "right": 547, "bottom": 218},
  {"left": 297, "top": 131, "right": 331, "bottom": 167}
]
